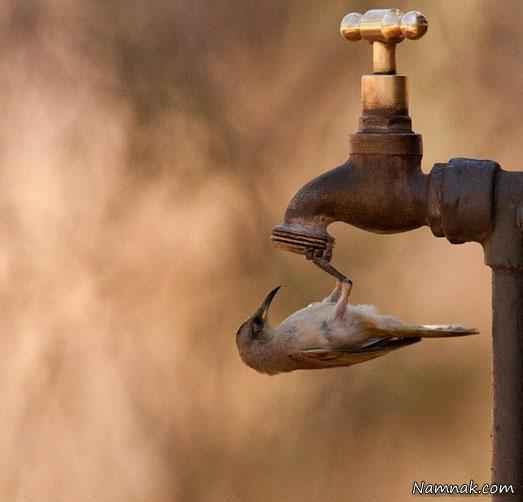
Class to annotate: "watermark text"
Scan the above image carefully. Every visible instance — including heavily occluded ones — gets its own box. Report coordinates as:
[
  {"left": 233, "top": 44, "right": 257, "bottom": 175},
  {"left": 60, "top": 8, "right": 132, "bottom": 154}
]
[{"left": 412, "top": 480, "right": 515, "bottom": 496}]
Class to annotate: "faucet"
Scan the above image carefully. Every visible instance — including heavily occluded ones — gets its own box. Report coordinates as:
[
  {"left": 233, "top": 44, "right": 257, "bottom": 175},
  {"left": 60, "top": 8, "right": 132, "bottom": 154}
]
[{"left": 271, "top": 9, "right": 521, "bottom": 500}]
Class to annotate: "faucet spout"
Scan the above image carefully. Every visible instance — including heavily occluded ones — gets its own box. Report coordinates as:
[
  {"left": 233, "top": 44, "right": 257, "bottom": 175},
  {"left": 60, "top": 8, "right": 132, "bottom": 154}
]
[
  {"left": 272, "top": 13, "right": 431, "bottom": 262},
  {"left": 272, "top": 132, "right": 429, "bottom": 260}
]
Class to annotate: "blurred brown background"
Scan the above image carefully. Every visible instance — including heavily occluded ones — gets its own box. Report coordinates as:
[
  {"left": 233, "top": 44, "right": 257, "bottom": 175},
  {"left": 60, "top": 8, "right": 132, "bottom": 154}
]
[{"left": 0, "top": 0, "right": 518, "bottom": 500}]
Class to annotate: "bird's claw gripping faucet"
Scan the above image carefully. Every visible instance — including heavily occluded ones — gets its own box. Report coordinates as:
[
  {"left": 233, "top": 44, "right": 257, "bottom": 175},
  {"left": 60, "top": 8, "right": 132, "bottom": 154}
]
[{"left": 271, "top": 8, "right": 522, "bottom": 499}]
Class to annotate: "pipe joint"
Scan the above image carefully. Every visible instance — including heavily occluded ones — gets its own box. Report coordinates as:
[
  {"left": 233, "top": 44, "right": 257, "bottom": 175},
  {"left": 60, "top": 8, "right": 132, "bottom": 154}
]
[{"left": 428, "top": 158, "right": 499, "bottom": 244}]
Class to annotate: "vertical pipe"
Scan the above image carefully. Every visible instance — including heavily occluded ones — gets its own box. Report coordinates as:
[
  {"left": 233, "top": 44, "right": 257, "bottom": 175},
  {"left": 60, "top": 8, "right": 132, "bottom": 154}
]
[{"left": 491, "top": 268, "right": 523, "bottom": 499}]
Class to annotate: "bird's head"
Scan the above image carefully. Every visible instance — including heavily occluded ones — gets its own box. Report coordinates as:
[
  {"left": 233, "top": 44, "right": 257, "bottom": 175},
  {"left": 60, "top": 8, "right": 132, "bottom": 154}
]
[{"left": 235, "top": 286, "right": 280, "bottom": 364}]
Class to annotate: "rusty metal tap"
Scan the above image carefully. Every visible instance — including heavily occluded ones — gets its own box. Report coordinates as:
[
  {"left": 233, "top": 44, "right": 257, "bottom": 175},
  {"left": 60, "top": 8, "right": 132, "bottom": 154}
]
[
  {"left": 271, "top": 9, "right": 495, "bottom": 271},
  {"left": 271, "top": 9, "right": 432, "bottom": 271},
  {"left": 271, "top": 8, "right": 522, "bottom": 499}
]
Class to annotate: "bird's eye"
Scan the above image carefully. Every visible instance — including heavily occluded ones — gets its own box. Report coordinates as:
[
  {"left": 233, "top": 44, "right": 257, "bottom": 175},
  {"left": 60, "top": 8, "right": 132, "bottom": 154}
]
[{"left": 252, "top": 318, "right": 263, "bottom": 335}]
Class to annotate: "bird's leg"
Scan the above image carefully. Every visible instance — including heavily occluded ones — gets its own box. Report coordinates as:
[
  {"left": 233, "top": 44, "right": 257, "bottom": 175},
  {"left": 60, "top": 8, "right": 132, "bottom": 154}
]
[
  {"left": 334, "top": 279, "right": 353, "bottom": 320},
  {"left": 305, "top": 250, "right": 353, "bottom": 308},
  {"left": 323, "top": 280, "right": 342, "bottom": 303},
  {"left": 305, "top": 251, "right": 350, "bottom": 284}
]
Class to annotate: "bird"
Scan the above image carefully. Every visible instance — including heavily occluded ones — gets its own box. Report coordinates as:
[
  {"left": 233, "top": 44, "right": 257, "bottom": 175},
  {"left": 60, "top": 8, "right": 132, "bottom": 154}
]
[{"left": 236, "top": 280, "right": 478, "bottom": 375}]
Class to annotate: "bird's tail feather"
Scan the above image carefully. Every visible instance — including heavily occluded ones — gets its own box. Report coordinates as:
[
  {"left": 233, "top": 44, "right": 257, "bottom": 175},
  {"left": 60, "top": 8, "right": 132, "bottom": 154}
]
[{"left": 389, "top": 324, "right": 479, "bottom": 338}]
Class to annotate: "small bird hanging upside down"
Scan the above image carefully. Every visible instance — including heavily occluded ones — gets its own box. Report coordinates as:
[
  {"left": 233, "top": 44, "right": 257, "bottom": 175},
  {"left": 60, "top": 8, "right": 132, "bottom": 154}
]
[{"left": 236, "top": 280, "right": 478, "bottom": 375}]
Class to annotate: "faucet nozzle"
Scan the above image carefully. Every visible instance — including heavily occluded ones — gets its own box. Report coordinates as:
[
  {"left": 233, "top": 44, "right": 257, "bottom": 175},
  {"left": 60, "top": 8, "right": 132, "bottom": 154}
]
[{"left": 271, "top": 223, "right": 334, "bottom": 261}]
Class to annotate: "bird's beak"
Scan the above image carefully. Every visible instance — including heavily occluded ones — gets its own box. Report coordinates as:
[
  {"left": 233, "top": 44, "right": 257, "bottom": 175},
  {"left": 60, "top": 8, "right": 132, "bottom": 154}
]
[{"left": 255, "top": 286, "right": 281, "bottom": 321}]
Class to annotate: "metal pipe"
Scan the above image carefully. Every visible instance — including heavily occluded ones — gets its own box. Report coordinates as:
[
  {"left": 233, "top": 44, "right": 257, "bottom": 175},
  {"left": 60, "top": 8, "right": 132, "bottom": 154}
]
[
  {"left": 485, "top": 170, "right": 523, "bottom": 498},
  {"left": 491, "top": 268, "right": 523, "bottom": 498}
]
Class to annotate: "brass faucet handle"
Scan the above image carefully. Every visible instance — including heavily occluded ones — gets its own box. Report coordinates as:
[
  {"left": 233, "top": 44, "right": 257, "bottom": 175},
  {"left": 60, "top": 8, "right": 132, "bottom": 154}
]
[{"left": 340, "top": 9, "right": 428, "bottom": 73}]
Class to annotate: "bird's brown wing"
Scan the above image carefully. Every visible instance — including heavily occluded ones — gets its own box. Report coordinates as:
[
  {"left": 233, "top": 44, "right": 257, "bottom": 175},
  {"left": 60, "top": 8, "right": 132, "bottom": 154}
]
[
  {"left": 289, "top": 349, "right": 384, "bottom": 369},
  {"left": 289, "top": 337, "right": 420, "bottom": 370}
]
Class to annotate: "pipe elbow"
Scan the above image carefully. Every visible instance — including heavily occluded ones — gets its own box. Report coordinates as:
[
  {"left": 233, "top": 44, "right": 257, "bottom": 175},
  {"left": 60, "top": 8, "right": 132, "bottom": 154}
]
[{"left": 284, "top": 161, "right": 352, "bottom": 228}]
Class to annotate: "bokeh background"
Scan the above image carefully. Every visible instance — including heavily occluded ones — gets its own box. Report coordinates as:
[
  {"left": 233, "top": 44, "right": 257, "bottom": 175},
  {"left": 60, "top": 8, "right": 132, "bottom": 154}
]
[{"left": 0, "top": 1, "right": 519, "bottom": 500}]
